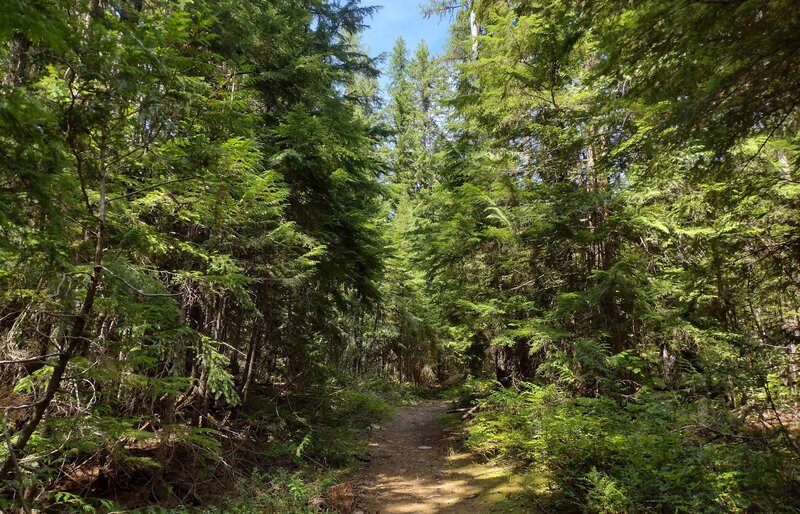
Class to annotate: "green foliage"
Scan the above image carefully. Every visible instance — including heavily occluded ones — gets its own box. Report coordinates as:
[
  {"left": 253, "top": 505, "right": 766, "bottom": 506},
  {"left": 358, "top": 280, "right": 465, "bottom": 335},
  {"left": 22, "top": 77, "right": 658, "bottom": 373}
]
[
  {"left": 2, "top": 0, "right": 800, "bottom": 511},
  {"left": 0, "top": 0, "right": 388, "bottom": 509},
  {"left": 296, "top": 379, "right": 393, "bottom": 467},
  {"left": 446, "top": 376, "right": 498, "bottom": 408},
  {"left": 332, "top": 389, "right": 393, "bottom": 429},
  {"left": 402, "top": 3, "right": 800, "bottom": 510},
  {"left": 221, "top": 469, "right": 337, "bottom": 514},
  {"left": 51, "top": 492, "right": 120, "bottom": 513},
  {"left": 467, "top": 384, "right": 799, "bottom": 512},
  {"left": 583, "top": 468, "right": 629, "bottom": 514},
  {"left": 196, "top": 336, "right": 240, "bottom": 406}
]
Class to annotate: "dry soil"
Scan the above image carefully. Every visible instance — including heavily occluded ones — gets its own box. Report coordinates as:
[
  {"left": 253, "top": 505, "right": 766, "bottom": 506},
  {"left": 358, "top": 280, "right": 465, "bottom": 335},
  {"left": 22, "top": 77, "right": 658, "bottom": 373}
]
[{"left": 350, "top": 400, "right": 529, "bottom": 514}]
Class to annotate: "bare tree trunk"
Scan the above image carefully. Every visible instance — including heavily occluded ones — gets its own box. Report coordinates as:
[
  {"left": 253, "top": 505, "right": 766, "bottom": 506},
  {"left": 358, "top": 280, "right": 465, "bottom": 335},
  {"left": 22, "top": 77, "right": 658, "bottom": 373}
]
[
  {"left": 3, "top": 35, "right": 30, "bottom": 87},
  {"left": 240, "top": 320, "right": 261, "bottom": 404},
  {"left": 778, "top": 149, "right": 793, "bottom": 181},
  {"left": 470, "top": 9, "right": 479, "bottom": 61}
]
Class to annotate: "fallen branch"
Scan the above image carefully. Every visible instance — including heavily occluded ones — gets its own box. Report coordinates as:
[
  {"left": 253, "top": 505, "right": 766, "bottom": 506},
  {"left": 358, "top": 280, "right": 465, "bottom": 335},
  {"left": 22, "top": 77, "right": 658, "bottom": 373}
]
[{"left": 461, "top": 405, "right": 480, "bottom": 420}]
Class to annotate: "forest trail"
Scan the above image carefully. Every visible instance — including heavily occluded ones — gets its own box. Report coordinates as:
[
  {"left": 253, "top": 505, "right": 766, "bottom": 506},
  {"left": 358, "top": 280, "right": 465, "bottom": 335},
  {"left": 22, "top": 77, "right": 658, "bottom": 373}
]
[{"left": 351, "top": 401, "right": 526, "bottom": 514}]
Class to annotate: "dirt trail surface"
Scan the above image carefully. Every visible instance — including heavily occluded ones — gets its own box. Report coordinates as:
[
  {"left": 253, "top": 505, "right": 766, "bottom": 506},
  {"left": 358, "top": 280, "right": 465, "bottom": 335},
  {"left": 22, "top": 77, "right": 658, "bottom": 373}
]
[{"left": 351, "top": 400, "right": 523, "bottom": 514}]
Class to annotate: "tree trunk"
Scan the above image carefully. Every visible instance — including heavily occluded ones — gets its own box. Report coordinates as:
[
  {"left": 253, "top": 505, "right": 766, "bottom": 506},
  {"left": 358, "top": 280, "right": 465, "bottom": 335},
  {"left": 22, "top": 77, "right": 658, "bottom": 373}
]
[
  {"left": 1, "top": 155, "right": 107, "bottom": 480},
  {"left": 240, "top": 320, "right": 261, "bottom": 404},
  {"left": 470, "top": 9, "right": 479, "bottom": 61}
]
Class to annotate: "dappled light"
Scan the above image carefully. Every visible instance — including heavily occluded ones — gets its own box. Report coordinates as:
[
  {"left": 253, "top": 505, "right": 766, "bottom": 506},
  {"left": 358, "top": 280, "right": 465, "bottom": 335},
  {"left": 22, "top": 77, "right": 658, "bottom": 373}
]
[
  {"left": 1, "top": 0, "right": 799, "bottom": 511},
  {"left": 352, "top": 402, "right": 530, "bottom": 514}
]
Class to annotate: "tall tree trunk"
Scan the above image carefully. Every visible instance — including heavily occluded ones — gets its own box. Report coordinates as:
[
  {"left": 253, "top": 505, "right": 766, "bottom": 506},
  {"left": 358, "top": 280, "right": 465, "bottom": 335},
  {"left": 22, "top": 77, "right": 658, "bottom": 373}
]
[{"left": 470, "top": 9, "right": 479, "bottom": 61}]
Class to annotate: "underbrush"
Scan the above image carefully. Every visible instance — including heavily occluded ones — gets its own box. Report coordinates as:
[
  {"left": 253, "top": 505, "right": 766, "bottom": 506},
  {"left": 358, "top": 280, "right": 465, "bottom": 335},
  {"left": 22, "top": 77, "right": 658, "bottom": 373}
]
[
  {"left": 352, "top": 375, "right": 431, "bottom": 405},
  {"left": 210, "top": 375, "right": 406, "bottom": 512},
  {"left": 466, "top": 384, "right": 800, "bottom": 513},
  {"left": 444, "top": 376, "right": 497, "bottom": 407},
  {"left": 1, "top": 375, "right": 410, "bottom": 512},
  {"left": 219, "top": 469, "right": 338, "bottom": 514}
]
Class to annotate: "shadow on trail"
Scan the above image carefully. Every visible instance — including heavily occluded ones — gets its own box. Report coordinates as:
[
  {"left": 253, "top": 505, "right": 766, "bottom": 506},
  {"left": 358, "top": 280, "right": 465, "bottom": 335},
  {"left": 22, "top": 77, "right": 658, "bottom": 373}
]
[{"left": 351, "top": 401, "right": 539, "bottom": 514}]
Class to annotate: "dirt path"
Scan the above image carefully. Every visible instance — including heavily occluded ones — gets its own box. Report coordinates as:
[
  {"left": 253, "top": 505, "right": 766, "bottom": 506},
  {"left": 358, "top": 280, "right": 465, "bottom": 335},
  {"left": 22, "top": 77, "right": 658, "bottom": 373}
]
[{"left": 351, "top": 400, "right": 524, "bottom": 514}]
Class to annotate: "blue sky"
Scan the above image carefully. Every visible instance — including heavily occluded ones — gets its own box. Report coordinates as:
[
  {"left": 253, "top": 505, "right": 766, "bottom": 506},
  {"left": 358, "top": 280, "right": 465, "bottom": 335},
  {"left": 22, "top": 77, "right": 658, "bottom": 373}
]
[{"left": 361, "top": 1, "right": 449, "bottom": 70}]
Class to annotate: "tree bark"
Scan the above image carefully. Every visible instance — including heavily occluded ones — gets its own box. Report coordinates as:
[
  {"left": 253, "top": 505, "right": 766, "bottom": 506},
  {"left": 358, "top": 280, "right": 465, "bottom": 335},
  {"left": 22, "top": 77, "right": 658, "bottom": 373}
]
[
  {"left": 1, "top": 150, "right": 107, "bottom": 480},
  {"left": 470, "top": 9, "right": 479, "bottom": 61}
]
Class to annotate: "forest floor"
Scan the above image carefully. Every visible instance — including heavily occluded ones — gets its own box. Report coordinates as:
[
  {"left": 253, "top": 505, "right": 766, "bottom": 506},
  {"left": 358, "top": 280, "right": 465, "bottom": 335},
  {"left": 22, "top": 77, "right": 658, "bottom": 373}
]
[{"left": 350, "top": 400, "right": 539, "bottom": 514}]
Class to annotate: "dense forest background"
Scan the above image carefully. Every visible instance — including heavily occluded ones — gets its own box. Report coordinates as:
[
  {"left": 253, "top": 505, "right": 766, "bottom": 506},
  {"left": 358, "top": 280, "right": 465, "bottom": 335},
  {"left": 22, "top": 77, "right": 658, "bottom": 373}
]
[{"left": 1, "top": 0, "right": 799, "bottom": 512}]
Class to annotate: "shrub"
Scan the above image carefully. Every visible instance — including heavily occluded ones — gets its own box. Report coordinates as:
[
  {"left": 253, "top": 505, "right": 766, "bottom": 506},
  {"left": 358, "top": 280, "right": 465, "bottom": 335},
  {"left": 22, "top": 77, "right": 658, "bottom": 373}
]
[
  {"left": 466, "top": 383, "right": 800, "bottom": 513},
  {"left": 220, "top": 469, "right": 334, "bottom": 514},
  {"left": 332, "top": 389, "right": 392, "bottom": 429}
]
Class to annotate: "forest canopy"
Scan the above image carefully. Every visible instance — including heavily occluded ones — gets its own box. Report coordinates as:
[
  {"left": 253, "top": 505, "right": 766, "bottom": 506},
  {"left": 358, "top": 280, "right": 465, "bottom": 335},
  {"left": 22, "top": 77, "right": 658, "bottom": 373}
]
[{"left": 1, "top": 0, "right": 799, "bottom": 512}]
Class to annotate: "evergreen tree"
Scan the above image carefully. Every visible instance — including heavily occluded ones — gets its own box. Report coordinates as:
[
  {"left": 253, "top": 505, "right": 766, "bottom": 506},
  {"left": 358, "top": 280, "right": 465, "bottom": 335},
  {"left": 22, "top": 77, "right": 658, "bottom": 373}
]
[
  {"left": 2, "top": 0, "right": 799, "bottom": 511},
  {"left": 0, "top": 0, "right": 386, "bottom": 507}
]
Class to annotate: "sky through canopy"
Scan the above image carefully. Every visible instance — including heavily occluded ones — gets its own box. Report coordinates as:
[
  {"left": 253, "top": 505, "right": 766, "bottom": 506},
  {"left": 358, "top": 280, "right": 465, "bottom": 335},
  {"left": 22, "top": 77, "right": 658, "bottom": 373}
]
[{"left": 361, "top": 1, "right": 449, "bottom": 87}]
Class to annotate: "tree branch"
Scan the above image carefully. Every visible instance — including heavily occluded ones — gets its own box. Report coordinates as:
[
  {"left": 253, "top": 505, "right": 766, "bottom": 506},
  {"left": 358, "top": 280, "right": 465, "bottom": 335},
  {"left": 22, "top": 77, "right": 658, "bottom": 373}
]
[{"left": 106, "top": 176, "right": 198, "bottom": 203}]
